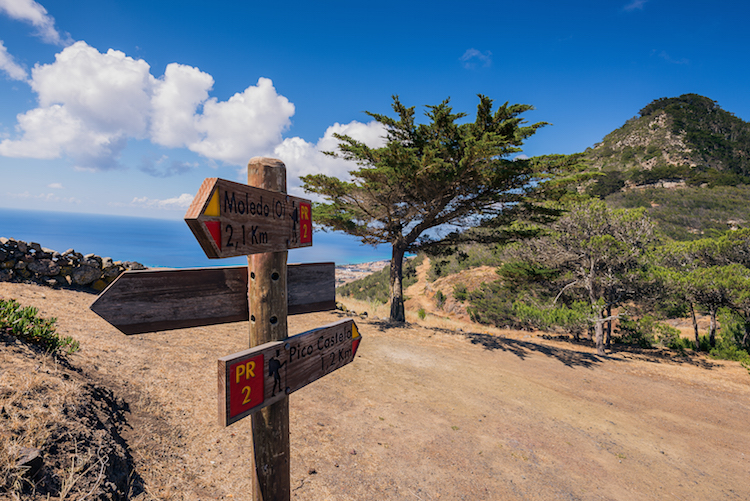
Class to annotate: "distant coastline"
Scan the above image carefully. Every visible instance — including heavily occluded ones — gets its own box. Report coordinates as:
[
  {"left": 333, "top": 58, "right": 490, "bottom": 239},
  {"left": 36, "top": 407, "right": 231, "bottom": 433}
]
[{"left": 0, "top": 207, "right": 390, "bottom": 269}]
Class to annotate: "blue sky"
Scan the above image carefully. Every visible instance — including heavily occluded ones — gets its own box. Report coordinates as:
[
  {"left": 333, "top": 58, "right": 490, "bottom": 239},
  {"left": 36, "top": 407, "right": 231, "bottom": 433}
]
[{"left": 1, "top": 0, "right": 748, "bottom": 219}]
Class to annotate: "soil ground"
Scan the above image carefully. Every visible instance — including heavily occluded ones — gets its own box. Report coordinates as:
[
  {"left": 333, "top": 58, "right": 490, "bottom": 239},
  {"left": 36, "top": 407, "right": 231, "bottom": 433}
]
[{"left": 2, "top": 279, "right": 750, "bottom": 500}]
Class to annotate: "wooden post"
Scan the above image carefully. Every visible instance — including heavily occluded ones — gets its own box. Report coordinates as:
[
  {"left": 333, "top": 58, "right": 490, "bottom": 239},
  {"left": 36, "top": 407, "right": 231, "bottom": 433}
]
[{"left": 247, "top": 157, "right": 290, "bottom": 501}]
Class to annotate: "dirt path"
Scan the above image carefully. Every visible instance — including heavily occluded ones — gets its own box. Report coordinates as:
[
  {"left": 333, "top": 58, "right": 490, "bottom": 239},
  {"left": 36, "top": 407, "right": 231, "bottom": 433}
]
[
  {"left": 404, "top": 256, "right": 434, "bottom": 314},
  {"left": 2, "top": 281, "right": 750, "bottom": 500}
]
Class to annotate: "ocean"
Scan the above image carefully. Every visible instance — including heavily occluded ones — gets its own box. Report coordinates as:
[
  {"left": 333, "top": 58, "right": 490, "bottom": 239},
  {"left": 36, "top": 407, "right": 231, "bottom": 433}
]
[{"left": 0, "top": 208, "right": 391, "bottom": 268}]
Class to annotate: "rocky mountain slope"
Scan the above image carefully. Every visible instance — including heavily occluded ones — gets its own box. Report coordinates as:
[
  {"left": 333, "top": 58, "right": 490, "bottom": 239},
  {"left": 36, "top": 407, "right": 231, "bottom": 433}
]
[
  {"left": 585, "top": 93, "right": 750, "bottom": 197},
  {"left": 580, "top": 94, "right": 750, "bottom": 238}
]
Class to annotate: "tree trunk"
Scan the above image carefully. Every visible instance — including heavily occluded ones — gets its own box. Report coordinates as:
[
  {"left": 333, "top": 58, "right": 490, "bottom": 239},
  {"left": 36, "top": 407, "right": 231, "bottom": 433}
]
[
  {"left": 709, "top": 306, "right": 717, "bottom": 347},
  {"left": 690, "top": 303, "right": 700, "bottom": 351},
  {"left": 595, "top": 309, "right": 606, "bottom": 356},
  {"left": 743, "top": 322, "right": 750, "bottom": 350},
  {"left": 605, "top": 304, "right": 612, "bottom": 349},
  {"left": 389, "top": 244, "right": 406, "bottom": 322}
]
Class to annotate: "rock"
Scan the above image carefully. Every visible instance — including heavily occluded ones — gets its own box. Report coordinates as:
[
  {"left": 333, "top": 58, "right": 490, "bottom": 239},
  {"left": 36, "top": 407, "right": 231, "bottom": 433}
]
[
  {"left": 30, "top": 242, "right": 43, "bottom": 253},
  {"left": 81, "top": 256, "right": 101, "bottom": 268},
  {"left": 16, "top": 241, "right": 27, "bottom": 253},
  {"left": 14, "top": 261, "right": 26, "bottom": 270},
  {"left": 102, "top": 266, "right": 122, "bottom": 280},
  {"left": 122, "top": 261, "right": 146, "bottom": 271},
  {"left": 0, "top": 269, "right": 12, "bottom": 282},
  {"left": 0, "top": 249, "right": 6, "bottom": 261},
  {"left": 28, "top": 259, "right": 61, "bottom": 276},
  {"left": 72, "top": 265, "right": 101, "bottom": 285},
  {"left": 1, "top": 260, "right": 15, "bottom": 269},
  {"left": 15, "top": 447, "right": 43, "bottom": 479},
  {"left": 61, "top": 248, "right": 75, "bottom": 257},
  {"left": 102, "top": 257, "right": 114, "bottom": 268}
]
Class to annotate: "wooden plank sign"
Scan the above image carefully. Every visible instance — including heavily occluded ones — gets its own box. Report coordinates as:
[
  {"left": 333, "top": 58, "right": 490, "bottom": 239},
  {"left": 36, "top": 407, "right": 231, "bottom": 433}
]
[
  {"left": 185, "top": 177, "right": 313, "bottom": 259},
  {"left": 218, "top": 318, "right": 361, "bottom": 426},
  {"left": 90, "top": 263, "right": 336, "bottom": 335}
]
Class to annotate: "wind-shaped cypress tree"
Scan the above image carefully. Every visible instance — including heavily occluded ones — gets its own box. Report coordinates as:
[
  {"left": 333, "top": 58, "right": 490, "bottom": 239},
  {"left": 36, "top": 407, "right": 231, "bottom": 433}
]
[{"left": 302, "top": 95, "right": 582, "bottom": 321}]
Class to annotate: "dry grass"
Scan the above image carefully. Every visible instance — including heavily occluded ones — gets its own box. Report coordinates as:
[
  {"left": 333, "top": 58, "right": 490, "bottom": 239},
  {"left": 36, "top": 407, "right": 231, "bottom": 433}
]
[
  {"left": 3, "top": 278, "right": 750, "bottom": 500},
  {"left": 0, "top": 342, "right": 81, "bottom": 496}
]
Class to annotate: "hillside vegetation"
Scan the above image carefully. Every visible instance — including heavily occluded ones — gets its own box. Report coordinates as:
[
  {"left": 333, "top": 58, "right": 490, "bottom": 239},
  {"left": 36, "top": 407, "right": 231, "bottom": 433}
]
[
  {"left": 338, "top": 94, "right": 750, "bottom": 364},
  {"left": 585, "top": 93, "right": 750, "bottom": 195}
]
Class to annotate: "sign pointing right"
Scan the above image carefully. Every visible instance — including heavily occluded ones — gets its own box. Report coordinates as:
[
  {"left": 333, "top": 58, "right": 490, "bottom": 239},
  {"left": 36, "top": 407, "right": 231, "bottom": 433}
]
[{"left": 218, "top": 318, "right": 361, "bottom": 427}]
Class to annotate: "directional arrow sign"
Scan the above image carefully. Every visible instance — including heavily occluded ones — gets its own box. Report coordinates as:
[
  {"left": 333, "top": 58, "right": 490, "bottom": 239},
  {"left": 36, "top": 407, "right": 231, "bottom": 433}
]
[
  {"left": 218, "top": 318, "right": 361, "bottom": 426},
  {"left": 90, "top": 263, "right": 335, "bottom": 335},
  {"left": 185, "top": 177, "right": 313, "bottom": 259}
]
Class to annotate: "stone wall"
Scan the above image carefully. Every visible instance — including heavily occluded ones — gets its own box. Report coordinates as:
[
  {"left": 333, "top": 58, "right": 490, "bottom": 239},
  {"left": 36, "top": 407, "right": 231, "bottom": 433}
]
[{"left": 0, "top": 238, "right": 145, "bottom": 292}]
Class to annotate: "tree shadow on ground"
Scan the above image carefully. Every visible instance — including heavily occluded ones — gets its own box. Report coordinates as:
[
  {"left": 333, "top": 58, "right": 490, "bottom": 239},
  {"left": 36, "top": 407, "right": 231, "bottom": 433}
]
[
  {"left": 460, "top": 331, "right": 603, "bottom": 368},
  {"left": 358, "top": 316, "right": 726, "bottom": 371}
]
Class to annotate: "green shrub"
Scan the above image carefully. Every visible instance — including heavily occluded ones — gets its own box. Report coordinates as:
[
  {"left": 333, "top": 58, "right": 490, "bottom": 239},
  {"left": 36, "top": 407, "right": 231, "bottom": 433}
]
[
  {"left": 616, "top": 315, "right": 657, "bottom": 348},
  {"left": 617, "top": 315, "right": 691, "bottom": 350},
  {"left": 0, "top": 299, "right": 79, "bottom": 355},
  {"left": 435, "top": 290, "right": 445, "bottom": 309},
  {"left": 709, "top": 310, "right": 750, "bottom": 368},
  {"left": 429, "top": 245, "right": 503, "bottom": 280},
  {"left": 417, "top": 308, "right": 426, "bottom": 320},
  {"left": 467, "top": 286, "right": 590, "bottom": 335},
  {"left": 453, "top": 283, "right": 468, "bottom": 302}
]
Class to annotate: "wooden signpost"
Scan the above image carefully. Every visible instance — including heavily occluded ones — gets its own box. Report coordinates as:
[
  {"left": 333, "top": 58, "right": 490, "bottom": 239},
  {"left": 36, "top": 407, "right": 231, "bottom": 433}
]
[{"left": 90, "top": 157, "right": 361, "bottom": 501}]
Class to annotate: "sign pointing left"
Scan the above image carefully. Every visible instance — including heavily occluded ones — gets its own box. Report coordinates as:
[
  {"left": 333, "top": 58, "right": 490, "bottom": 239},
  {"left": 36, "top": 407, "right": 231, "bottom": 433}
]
[{"left": 185, "top": 177, "right": 313, "bottom": 259}]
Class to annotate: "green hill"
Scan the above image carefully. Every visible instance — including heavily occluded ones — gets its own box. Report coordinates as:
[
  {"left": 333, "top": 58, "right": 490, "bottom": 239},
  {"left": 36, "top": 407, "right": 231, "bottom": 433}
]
[
  {"left": 582, "top": 94, "right": 750, "bottom": 239},
  {"left": 585, "top": 93, "right": 750, "bottom": 197}
]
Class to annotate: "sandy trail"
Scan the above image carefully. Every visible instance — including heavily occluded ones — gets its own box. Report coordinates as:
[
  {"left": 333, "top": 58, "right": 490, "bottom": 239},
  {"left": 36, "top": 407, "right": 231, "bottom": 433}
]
[{"left": 2, "top": 281, "right": 750, "bottom": 500}]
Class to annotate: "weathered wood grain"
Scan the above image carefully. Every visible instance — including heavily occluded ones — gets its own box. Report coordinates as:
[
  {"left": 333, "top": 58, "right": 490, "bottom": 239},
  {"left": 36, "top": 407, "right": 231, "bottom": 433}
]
[
  {"left": 89, "top": 263, "right": 335, "bottom": 335},
  {"left": 246, "top": 156, "right": 290, "bottom": 501}
]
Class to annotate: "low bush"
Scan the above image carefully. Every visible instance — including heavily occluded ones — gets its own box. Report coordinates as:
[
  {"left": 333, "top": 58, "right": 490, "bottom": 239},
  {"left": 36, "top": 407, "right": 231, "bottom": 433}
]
[
  {"left": 434, "top": 290, "right": 445, "bottom": 309},
  {"left": 709, "top": 310, "right": 750, "bottom": 371},
  {"left": 453, "top": 283, "right": 468, "bottom": 302},
  {"left": 615, "top": 315, "right": 682, "bottom": 349},
  {"left": 0, "top": 298, "right": 79, "bottom": 355}
]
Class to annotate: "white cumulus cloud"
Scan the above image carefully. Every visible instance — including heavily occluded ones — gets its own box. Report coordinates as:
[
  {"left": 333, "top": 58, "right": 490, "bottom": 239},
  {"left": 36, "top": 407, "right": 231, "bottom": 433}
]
[
  {"left": 0, "top": 0, "right": 71, "bottom": 45},
  {"left": 190, "top": 77, "right": 294, "bottom": 165},
  {"left": 150, "top": 63, "right": 214, "bottom": 148},
  {"left": 274, "top": 120, "right": 387, "bottom": 196},
  {"left": 0, "top": 40, "right": 28, "bottom": 81},
  {"left": 0, "top": 41, "right": 297, "bottom": 171},
  {"left": 623, "top": 0, "right": 647, "bottom": 12}
]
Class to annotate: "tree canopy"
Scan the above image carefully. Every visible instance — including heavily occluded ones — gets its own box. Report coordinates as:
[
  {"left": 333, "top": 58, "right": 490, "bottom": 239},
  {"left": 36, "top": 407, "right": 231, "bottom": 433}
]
[{"left": 302, "top": 95, "right": 585, "bottom": 321}]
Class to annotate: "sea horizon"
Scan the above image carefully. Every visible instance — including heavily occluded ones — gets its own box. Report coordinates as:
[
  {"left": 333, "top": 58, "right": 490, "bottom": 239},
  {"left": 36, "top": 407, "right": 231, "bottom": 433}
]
[{"left": 0, "top": 207, "right": 391, "bottom": 269}]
